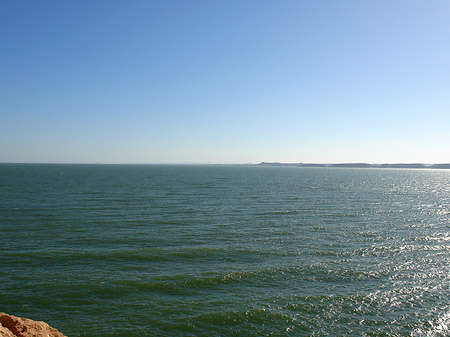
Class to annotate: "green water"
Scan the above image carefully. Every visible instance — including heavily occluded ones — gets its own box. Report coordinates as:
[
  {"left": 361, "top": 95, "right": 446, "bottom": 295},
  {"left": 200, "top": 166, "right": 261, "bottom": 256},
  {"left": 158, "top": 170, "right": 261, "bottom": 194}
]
[{"left": 1, "top": 164, "right": 450, "bottom": 336}]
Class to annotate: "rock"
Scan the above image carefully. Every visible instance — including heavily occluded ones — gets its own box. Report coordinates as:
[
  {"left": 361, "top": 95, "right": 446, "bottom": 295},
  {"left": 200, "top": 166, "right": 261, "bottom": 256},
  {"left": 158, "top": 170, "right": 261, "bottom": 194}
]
[
  {"left": 0, "top": 324, "right": 16, "bottom": 337},
  {"left": 0, "top": 313, "right": 66, "bottom": 337}
]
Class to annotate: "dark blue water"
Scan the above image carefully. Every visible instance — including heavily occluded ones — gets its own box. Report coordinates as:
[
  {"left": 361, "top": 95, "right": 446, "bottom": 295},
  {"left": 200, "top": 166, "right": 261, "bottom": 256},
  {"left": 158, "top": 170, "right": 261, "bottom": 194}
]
[{"left": 1, "top": 164, "right": 450, "bottom": 336}]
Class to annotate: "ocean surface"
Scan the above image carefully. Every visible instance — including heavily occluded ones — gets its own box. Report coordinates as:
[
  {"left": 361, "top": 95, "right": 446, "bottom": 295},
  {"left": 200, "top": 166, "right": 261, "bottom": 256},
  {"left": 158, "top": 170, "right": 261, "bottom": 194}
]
[{"left": 1, "top": 164, "right": 450, "bottom": 337}]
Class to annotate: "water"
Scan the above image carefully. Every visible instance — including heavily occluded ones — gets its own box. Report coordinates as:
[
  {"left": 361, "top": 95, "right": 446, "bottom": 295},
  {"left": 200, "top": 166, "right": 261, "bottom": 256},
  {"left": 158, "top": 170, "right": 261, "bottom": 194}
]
[{"left": 1, "top": 164, "right": 450, "bottom": 336}]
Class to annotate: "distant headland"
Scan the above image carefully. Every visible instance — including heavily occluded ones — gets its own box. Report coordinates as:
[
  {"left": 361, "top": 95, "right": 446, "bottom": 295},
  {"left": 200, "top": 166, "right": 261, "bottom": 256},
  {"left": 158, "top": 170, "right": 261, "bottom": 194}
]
[{"left": 256, "top": 162, "right": 450, "bottom": 169}]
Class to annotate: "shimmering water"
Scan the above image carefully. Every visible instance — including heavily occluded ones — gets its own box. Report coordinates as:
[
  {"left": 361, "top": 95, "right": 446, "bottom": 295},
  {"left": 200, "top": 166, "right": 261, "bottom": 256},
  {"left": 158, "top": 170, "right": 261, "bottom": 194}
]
[{"left": 1, "top": 164, "right": 450, "bottom": 336}]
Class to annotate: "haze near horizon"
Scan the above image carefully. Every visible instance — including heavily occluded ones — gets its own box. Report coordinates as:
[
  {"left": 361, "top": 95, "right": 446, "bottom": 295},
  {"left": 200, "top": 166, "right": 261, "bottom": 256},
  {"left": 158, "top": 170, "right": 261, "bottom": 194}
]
[{"left": 1, "top": 1, "right": 449, "bottom": 164}]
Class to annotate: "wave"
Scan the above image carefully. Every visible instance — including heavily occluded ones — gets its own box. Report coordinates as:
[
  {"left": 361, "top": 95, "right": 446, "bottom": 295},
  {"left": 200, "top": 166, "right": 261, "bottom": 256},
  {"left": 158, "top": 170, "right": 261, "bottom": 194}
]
[{"left": 411, "top": 310, "right": 450, "bottom": 337}]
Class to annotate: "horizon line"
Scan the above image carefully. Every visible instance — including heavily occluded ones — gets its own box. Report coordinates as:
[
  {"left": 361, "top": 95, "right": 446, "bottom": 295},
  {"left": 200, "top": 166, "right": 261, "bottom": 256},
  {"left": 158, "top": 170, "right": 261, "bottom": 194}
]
[{"left": 1, "top": 161, "right": 450, "bottom": 166}]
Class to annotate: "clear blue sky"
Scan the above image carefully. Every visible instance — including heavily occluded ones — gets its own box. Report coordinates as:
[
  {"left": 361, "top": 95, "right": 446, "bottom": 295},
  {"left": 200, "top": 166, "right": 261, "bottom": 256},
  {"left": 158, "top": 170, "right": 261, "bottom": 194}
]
[{"left": 1, "top": 0, "right": 449, "bottom": 164}]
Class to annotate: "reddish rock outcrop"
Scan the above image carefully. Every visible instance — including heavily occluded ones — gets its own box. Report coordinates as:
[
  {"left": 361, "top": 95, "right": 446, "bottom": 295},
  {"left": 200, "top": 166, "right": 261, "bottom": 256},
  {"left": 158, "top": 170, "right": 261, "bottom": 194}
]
[{"left": 0, "top": 313, "right": 66, "bottom": 337}]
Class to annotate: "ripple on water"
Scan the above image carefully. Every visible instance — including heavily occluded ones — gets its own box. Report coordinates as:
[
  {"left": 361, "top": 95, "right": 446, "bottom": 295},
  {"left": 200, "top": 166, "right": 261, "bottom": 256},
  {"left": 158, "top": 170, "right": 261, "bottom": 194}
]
[{"left": 2, "top": 165, "right": 450, "bottom": 336}]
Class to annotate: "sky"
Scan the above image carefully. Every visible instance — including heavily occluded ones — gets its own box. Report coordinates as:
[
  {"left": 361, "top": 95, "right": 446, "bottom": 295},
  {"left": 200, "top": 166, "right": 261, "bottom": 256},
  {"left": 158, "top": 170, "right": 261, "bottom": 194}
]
[{"left": 1, "top": 0, "right": 449, "bottom": 164}]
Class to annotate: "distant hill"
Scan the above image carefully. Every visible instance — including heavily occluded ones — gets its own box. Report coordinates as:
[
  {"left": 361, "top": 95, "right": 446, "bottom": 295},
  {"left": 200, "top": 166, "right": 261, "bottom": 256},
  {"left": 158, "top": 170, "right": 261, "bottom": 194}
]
[
  {"left": 301, "top": 163, "right": 328, "bottom": 167},
  {"left": 329, "top": 163, "right": 373, "bottom": 168},
  {"left": 430, "top": 164, "right": 450, "bottom": 169},
  {"left": 378, "top": 163, "right": 427, "bottom": 168},
  {"left": 258, "top": 162, "right": 303, "bottom": 167}
]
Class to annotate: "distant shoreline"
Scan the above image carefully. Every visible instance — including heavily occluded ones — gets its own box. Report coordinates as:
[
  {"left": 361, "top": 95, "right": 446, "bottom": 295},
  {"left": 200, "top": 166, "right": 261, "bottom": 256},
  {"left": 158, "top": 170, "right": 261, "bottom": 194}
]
[
  {"left": 1, "top": 162, "right": 450, "bottom": 169},
  {"left": 256, "top": 162, "right": 450, "bottom": 169}
]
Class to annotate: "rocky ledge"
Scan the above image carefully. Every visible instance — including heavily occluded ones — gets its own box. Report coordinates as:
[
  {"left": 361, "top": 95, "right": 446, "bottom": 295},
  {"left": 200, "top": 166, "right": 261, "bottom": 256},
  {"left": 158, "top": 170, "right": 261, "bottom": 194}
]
[{"left": 0, "top": 313, "right": 66, "bottom": 337}]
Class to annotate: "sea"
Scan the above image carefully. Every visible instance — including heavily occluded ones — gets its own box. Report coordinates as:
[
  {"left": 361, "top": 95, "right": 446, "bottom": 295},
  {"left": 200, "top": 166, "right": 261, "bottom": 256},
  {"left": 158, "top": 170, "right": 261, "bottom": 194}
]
[{"left": 1, "top": 164, "right": 450, "bottom": 336}]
